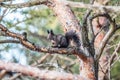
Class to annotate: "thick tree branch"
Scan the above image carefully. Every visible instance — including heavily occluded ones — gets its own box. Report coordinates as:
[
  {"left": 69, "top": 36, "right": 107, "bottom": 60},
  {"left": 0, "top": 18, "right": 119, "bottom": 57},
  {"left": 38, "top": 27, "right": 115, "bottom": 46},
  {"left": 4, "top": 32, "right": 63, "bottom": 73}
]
[
  {"left": 0, "top": 0, "right": 120, "bottom": 14},
  {"left": 0, "top": 60, "right": 82, "bottom": 80},
  {"left": 64, "top": 1, "right": 120, "bottom": 13},
  {"left": 0, "top": 24, "right": 86, "bottom": 59},
  {"left": 49, "top": 1, "right": 97, "bottom": 79}
]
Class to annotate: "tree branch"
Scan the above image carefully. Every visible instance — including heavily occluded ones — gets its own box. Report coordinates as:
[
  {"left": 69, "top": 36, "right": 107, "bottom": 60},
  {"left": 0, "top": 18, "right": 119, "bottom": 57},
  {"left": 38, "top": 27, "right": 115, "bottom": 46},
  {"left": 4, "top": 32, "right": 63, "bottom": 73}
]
[
  {"left": 102, "top": 41, "right": 120, "bottom": 76},
  {"left": 110, "top": 41, "right": 120, "bottom": 66},
  {"left": 48, "top": 0, "right": 89, "bottom": 60},
  {"left": 0, "top": 0, "right": 13, "bottom": 3},
  {"left": 0, "top": 0, "right": 120, "bottom": 14},
  {"left": 64, "top": 1, "right": 120, "bottom": 13},
  {"left": 0, "top": 60, "right": 82, "bottom": 80},
  {"left": 0, "top": 24, "right": 86, "bottom": 59},
  {"left": 0, "top": 0, "right": 116, "bottom": 13},
  {"left": 0, "top": 40, "right": 20, "bottom": 44},
  {"left": 90, "top": 13, "right": 110, "bottom": 44},
  {"left": 97, "top": 14, "right": 116, "bottom": 60},
  {"left": 0, "top": 0, "right": 47, "bottom": 8}
]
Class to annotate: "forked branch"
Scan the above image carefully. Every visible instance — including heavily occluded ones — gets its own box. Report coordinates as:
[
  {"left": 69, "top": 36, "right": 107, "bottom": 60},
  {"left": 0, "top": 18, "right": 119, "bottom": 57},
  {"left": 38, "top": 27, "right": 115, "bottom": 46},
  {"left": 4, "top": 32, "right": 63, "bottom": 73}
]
[{"left": 97, "top": 14, "right": 117, "bottom": 60}]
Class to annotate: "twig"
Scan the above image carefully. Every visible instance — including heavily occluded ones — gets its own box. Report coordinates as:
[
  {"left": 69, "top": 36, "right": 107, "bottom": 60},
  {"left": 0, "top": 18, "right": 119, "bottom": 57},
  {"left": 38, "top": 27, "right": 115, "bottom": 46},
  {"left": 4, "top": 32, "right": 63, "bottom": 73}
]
[
  {"left": 110, "top": 42, "right": 120, "bottom": 66},
  {"left": 32, "top": 53, "right": 50, "bottom": 66},
  {"left": 9, "top": 73, "right": 21, "bottom": 80},
  {"left": 50, "top": 54, "right": 58, "bottom": 63},
  {"left": 99, "top": 63, "right": 106, "bottom": 75},
  {"left": 102, "top": 41, "right": 120, "bottom": 77},
  {"left": 0, "top": 39, "right": 20, "bottom": 44},
  {"left": 0, "top": 8, "right": 7, "bottom": 21}
]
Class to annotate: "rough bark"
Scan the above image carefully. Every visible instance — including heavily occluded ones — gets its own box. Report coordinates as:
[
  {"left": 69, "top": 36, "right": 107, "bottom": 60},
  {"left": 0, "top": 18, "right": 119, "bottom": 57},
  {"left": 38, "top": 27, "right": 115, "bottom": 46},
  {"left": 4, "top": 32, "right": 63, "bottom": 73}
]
[
  {"left": 92, "top": 14, "right": 109, "bottom": 80},
  {"left": 0, "top": 0, "right": 119, "bottom": 80},
  {"left": 0, "top": 60, "right": 82, "bottom": 80},
  {"left": 48, "top": 0, "right": 96, "bottom": 80}
]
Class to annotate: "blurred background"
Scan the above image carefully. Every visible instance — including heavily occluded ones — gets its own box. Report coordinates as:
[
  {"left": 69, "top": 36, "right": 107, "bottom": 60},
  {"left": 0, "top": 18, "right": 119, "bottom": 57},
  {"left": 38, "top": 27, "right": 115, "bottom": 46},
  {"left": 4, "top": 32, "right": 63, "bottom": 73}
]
[{"left": 0, "top": 0, "right": 120, "bottom": 80}]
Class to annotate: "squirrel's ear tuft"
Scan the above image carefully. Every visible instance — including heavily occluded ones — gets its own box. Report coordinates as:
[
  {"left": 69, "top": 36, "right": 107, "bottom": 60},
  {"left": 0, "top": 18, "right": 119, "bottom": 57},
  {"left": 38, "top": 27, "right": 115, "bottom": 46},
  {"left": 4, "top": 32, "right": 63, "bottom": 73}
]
[
  {"left": 47, "top": 30, "right": 50, "bottom": 34},
  {"left": 50, "top": 29, "right": 54, "bottom": 35}
]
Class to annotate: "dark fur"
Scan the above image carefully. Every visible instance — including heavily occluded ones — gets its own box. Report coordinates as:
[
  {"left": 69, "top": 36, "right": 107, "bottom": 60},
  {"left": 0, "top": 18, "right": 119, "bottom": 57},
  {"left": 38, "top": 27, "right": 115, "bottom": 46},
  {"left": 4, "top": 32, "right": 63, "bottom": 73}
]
[{"left": 47, "top": 30, "right": 80, "bottom": 48}]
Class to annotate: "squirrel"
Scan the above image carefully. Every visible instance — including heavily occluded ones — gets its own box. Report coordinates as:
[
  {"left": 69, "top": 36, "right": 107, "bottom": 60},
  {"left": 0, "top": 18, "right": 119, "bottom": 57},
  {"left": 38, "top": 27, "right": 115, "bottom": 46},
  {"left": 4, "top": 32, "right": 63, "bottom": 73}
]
[{"left": 47, "top": 29, "right": 80, "bottom": 48}]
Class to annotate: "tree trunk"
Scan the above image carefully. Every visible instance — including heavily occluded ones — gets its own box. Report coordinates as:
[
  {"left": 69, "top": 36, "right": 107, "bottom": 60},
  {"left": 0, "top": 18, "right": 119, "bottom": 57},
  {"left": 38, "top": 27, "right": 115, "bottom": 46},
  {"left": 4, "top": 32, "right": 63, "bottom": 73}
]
[{"left": 48, "top": 0, "right": 97, "bottom": 80}]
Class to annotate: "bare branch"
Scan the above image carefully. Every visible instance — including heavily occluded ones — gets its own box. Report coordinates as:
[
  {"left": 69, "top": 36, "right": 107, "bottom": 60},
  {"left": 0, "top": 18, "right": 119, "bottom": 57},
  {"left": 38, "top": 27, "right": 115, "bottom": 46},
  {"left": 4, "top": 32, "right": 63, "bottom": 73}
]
[
  {"left": 0, "top": 0, "right": 13, "bottom": 2},
  {"left": 64, "top": 1, "right": 120, "bottom": 13},
  {"left": 9, "top": 73, "right": 21, "bottom": 80},
  {"left": 32, "top": 53, "right": 50, "bottom": 66},
  {"left": 101, "top": 41, "right": 120, "bottom": 76},
  {"left": 0, "top": 60, "right": 82, "bottom": 79},
  {"left": 0, "top": 0, "right": 47, "bottom": 8},
  {"left": 97, "top": 15, "right": 116, "bottom": 60},
  {"left": 110, "top": 41, "right": 120, "bottom": 66},
  {"left": 0, "top": 8, "right": 8, "bottom": 21},
  {"left": 0, "top": 40, "right": 20, "bottom": 44},
  {"left": 88, "top": 13, "right": 111, "bottom": 56},
  {"left": 0, "top": 0, "right": 120, "bottom": 14}
]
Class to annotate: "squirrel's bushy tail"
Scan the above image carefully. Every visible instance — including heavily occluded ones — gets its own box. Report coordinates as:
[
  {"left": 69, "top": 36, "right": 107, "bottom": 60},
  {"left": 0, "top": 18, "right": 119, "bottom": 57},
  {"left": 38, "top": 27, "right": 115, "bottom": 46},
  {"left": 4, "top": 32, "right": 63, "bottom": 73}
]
[{"left": 65, "top": 30, "right": 81, "bottom": 47}]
